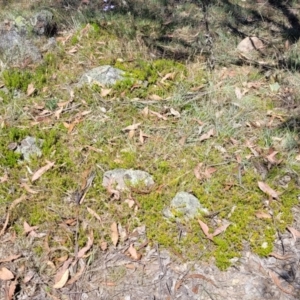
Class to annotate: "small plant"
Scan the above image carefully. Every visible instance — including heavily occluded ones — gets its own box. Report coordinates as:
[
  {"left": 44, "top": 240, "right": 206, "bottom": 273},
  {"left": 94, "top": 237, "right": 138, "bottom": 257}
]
[{"left": 2, "top": 69, "right": 32, "bottom": 92}]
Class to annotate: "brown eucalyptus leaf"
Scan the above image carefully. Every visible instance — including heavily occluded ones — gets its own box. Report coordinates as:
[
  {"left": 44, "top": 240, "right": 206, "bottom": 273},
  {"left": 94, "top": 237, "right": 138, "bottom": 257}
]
[
  {"left": 8, "top": 280, "right": 17, "bottom": 300},
  {"left": 77, "top": 231, "right": 94, "bottom": 259},
  {"left": 111, "top": 222, "right": 119, "bottom": 246},
  {"left": 20, "top": 182, "right": 38, "bottom": 194},
  {"left": 149, "top": 94, "right": 162, "bottom": 101},
  {"left": 258, "top": 181, "right": 279, "bottom": 199},
  {"left": 32, "top": 161, "right": 55, "bottom": 182},
  {"left": 194, "top": 163, "right": 203, "bottom": 180},
  {"left": 0, "top": 267, "right": 14, "bottom": 280},
  {"left": 199, "top": 128, "right": 215, "bottom": 142},
  {"left": 287, "top": 227, "right": 300, "bottom": 241},
  {"left": 122, "top": 123, "right": 141, "bottom": 132},
  {"left": 198, "top": 219, "right": 213, "bottom": 240},
  {"left": 87, "top": 207, "right": 102, "bottom": 223},
  {"left": 149, "top": 110, "right": 167, "bottom": 120},
  {"left": 0, "top": 254, "right": 21, "bottom": 263},
  {"left": 255, "top": 211, "right": 272, "bottom": 219},
  {"left": 128, "top": 244, "right": 142, "bottom": 260},
  {"left": 212, "top": 223, "right": 231, "bottom": 237},
  {"left": 27, "top": 83, "right": 36, "bottom": 96},
  {"left": 23, "top": 221, "right": 38, "bottom": 234},
  {"left": 53, "top": 269, "right": 69, "bottom": 289}
]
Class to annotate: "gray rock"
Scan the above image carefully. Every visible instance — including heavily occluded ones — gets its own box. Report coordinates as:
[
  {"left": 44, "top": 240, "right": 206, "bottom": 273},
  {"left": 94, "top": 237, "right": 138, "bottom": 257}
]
[
  {"left": 0, "top": 28, "right": 42, "bottom": 66},
  {"left": 102, "top": 169, "right": 154, "bottom": 191},
  {"left": 237, "top": 37, "right": 264, "bottom": 53},
  {"left": 78, "top": 65, "right": 125, "bottom": 87},
  {"left": 163, "top": 192, "right": 208, "bottom": 219},
  {"left": 31, "top": 10, "right": 57, "bottom": 36},
  {"left": 40, "top": 37, "right": 57, "bottom": 53},
  {"left": 15, "top": 136, "right": 44, "bottom": 161}
]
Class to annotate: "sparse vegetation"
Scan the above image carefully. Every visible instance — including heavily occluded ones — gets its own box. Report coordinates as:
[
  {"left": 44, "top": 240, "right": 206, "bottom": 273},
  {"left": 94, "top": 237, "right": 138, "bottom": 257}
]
[{"left": 1, "top": 0, "right": 300, "bottom": 297}]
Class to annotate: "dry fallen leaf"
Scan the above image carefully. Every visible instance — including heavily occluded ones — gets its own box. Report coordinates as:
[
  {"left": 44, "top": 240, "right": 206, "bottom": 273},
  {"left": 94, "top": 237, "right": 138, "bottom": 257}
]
[
  {"left": 68, "top": 46, "right": 77, "bottom": 54},
  {"left": 0, "top": 195, "right": 26, "bottom": 236},
  {"left": 122, "top": 123, "right": 142, "bottom": 132},
  {"left": 27, "top": 83, "right": 36, "bottom": 96},
  {"left": 194, "top": 163, "right": 203, "bottom": 180},
  {"left": 266, "top": 150, "right": 281, "bottom": 165},
  {"left": 179, "top": 136, "right": 186, "bottom": 146},
  {"left": 149, "top": 94, "right": 163, "bottom": 101},
  {"left": 53, "top": 269, "right": 69, "bottom": 289},
  {"left": 54, "top": 107, "right": 63, "bottom": 120},
  {"left": 186, "top": 274, "right": 217, "bottom": 287},
  {"left": 235, "top": 87, "right": 243, "bottom": 100},
  {"left": 269, "top": 270, "right": 296, "bottom": 296},
  {"left": 7, "top": 280, "right": 17, "bottom": 300},
  {"left": 128, "top": 244, "right": 142, "bottom": 260},
  {"left": 198, "top": 219, "right": 230, "bottom": 240},
  {"left": 23, "top": 221, "right": 38, "bottom": 234},
  {"left": 170, "top": 107, "right": 180, "bottom": 118},
  {"left": 101, "top": 88, "right": 111, "bottom": 97},
  {"left": 0, "top": 254, "right": 21, "bottom": 263},
  {"left": 255, "top": 211, "right": 272, "bottom": 219},
  {"left": 67, "top": 263, "right": 85, "bottom": 285},
  {"left": 128, "top": 129, "right": 135, "bottom": 139},
  {"left": 199, "top": 128, "right": 215, "bottom": 142},
  {"left": 20, "top": 182, "right": 38, "bottom": 194},
  {"left": 0, "top": 267, "right": 14, "bottom": 280},
  {"left": 100, "top": 241, "right": 108, "bottom": 251},
  {"left": 77, "top": 231, "right": 94, "bottom": 259},
  {"left": 32, "top": 161, "right": 55, "bottom": 182},
  {"left": 258, "top": 181, "right": 279, "bottom": 199},
  {"left": 124, "top": 199, "right": 135, "bottom": 208},
  {"left": 194, "top": 163, "right": 217, "bottom": 180},
  {"left": 149, "top": 110, "right": 168, "bottom": 120},
  {"left": 23, "top": 271, "right": 35, "bottom": 284},
  {"left": 54, "top": 258, "right": 72, "bottom": 288},
  {"left": 87, "top": 207, "right": 102, "bottom": 223},
  {"left": 211, "top": 223, "right": 231, "bottom": 238},
  {"left": 269, "top": 252, "right": 295, "bottom": 260},
  {"left": 141, "top": 106, "right": 149, "bottom": 117},
  {"left": 161, "top": 72, "right": 176, "bottom": 83},
  {"left": 287, "top": 227, "right": 300, "bottom": 241},
  {"left": 111, "top": 222, "right": 119, "bottom": 247},
  {"left": 198, "top": 219, "right": 213, "bottom": 240},
  {"left": 203, "top": 167, "right": 217, "bottom": 179}
]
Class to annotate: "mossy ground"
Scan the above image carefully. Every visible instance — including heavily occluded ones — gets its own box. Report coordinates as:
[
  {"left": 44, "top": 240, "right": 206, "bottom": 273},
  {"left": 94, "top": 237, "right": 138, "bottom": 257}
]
[{"left": 1, "top": 0, "right": 300, "bottom": 272}]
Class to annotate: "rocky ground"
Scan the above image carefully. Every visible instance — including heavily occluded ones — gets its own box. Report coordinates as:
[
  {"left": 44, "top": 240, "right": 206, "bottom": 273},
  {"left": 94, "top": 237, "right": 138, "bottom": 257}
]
[{"left": 1, "top": 1, "right": 300, "bottom": 299}]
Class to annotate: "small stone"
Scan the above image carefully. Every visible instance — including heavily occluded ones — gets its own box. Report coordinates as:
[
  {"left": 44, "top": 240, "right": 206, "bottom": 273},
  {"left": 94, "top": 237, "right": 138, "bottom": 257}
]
[
  {"left": 102, "top": 169, "right": 154, "bottom": 191},
  {"left": 15, "top": 136, "right": 44, "bottom": 161},
  {"left": 78, "top": 65, "right": 125, "bottom": 87},
  {"left": 163, "top": 192, "right": 209, "bottom": 220}
]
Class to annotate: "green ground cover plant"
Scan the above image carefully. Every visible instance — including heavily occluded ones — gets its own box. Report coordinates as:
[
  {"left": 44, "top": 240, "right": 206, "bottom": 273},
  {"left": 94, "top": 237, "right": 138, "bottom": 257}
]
[{"left": 1, "top": 0, "right": 300, "bottom": 276}]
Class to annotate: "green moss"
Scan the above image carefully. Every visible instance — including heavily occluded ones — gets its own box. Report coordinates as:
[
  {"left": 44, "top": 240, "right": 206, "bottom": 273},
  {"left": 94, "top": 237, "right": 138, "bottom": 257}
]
[
  {"left": 157, "top": 160, "right": 170, "bottom": 174},
  {"left": 0, "top": 90, "right": 12, "bottom": 103},
  {"left": 70, "top": 35, "right": 79, "bottom": 45},
  {"left": 2, "top": 65, "right": 48, "bottom": 93},
  {"left": 33, "top": 245, "right": 44, "bottom": 256},
  {"left": 2, "top": 69, "right": 32, "bottom": 92},
  {"left": 112, "top": 58, "right": 187, "bottom": 98},
  {"left": 0, "top": 127, "right": 29, "bottom": 167}
]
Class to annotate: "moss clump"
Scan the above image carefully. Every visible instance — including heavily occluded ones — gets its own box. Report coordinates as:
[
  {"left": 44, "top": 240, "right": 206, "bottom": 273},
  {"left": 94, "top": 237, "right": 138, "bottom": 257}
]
[
  {"left": 0, "top": 127, "right": 29, "bottom": 167},
  {"left": 2, "top": 69, "right": 32, "bottom": 92},
  {"left": 2, "top": 66, "right": 47, "bottom": 93},
  {"left": 112, "top": 58, "right": 187, "bottom": 98}
]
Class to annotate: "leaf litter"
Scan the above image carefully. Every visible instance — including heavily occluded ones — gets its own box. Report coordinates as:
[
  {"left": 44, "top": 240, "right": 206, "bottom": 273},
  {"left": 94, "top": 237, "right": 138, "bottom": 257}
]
[{"left": 2, "top": 2, "right": 300, "bottom": 299}]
